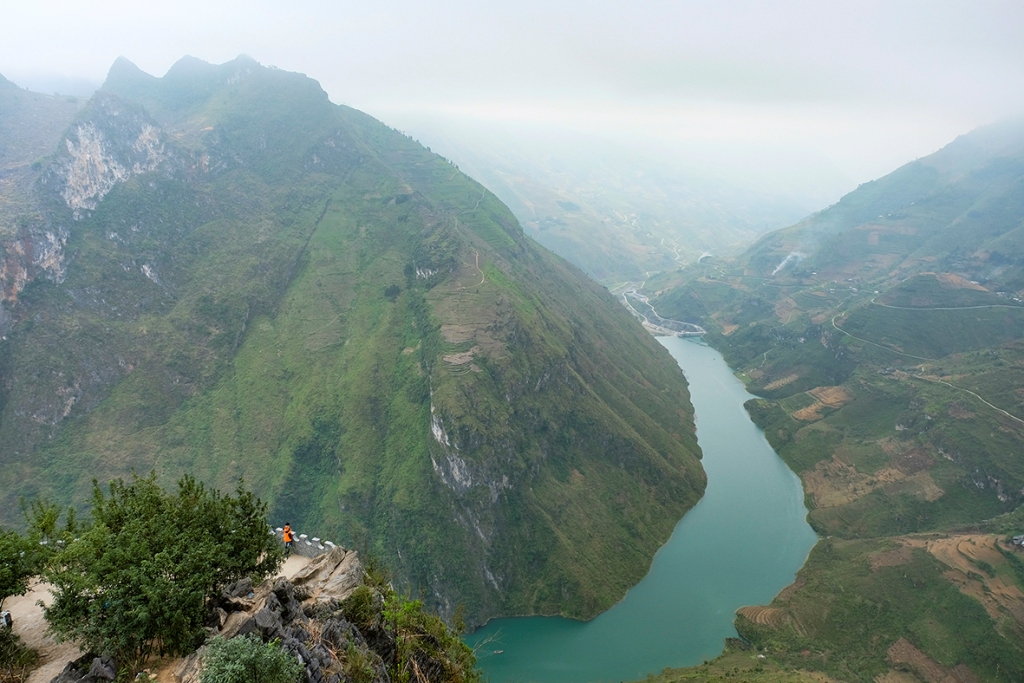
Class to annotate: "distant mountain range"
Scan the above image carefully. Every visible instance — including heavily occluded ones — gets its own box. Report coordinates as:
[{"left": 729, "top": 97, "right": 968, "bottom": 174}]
[
  {"left": 646, "top": 119, "right": 1024, "bottom": 681},
  {"left": 383, "top": 115, "right": 853, "bottom": 283},
  {"left": 0, "top": 56, "right": 705, "bottom": 626}
]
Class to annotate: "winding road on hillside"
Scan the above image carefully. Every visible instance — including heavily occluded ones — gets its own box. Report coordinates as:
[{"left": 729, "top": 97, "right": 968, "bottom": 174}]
[
  {"left": 869, "top": 296, "right": 1024, "bottom": 312},
  {"left": 616, "top": 282, "right": 706, "bottom": 337},
  {"left": 830, "top": 312, "right": 937, "bottom": 361},
  {"left": 830, "top": 311, "right": 1024, "bottom": 428}
]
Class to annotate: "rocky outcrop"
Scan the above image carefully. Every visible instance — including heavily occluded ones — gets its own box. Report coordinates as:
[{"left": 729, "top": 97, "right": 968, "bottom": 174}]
[
  {"left": 42, "top": 93, "right": 174, "bottom": 220},
  {"left": 50, "top": 655, "right": 118, "bottom": 683},
  {"left": 290, "top": 547, "right": 363, "bottom": 602},
  {"left": 0, "top": 221, "right": 68, "bottom": 308},
  {"left": 172, "top": 548, "right": 386, "bottom": 683}
]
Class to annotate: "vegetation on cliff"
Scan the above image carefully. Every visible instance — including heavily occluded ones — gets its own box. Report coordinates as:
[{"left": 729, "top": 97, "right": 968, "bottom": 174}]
[
  {"left": 5, "top": 479, "right": 480, "bottom": 683},
  {"left": 42, "top": 474, "right": 284, "bottom": 668}
]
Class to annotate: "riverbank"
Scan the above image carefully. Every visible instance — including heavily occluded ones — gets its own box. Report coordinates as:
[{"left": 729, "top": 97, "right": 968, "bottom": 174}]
[{"left": 465, "top": 338, "right": 816, "bottom": 683}]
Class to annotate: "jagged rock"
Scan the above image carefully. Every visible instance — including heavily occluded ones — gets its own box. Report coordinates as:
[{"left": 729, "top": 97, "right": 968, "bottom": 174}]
[
  {"left": 310, "top": 643, "right": 332, "bottom": 668},
  {"left": 206, "top": 606, "right": 228, "bottom": 629},
  {"left": 288, "top": 624, "right": 310, "bottom": 643},
  {"left": 220, "top": 613, "right": 257, "bottom": 640},
  {"left": 49, "top": 654, "right": 117, "bottom": 683},
  {"left": 222, "top": 577, "right": 253, "bottom": 598},
  {"left": 254, "top": 605, "right": 282, "bottom": 636},
  {"left": 319, "top": 618, "right": 356, "bottom": 650},
  {"left": 271, "top": 580, "right": 302, "bottom": 621},
  {"left": 191, "top": 568, "right": 394, "bottom": 683},
  {"left": 291, "top": 547, "right": 363, "bottom": 602}
]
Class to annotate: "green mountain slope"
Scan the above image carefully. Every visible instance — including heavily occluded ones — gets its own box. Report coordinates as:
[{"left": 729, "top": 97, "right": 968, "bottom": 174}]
[
  {"left": 0, "top": 57, "right": 705, "bottom": 626},
  {"left": 646, "top": 121, "right": 1024, "bottom": 681}
]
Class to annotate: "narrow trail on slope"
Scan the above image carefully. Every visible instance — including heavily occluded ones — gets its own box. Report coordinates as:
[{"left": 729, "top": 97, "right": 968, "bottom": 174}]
[
  {"left": 830, "top": 313, "right": 938, "bottom": 362},
  {"left": 869, "top": 296, "right": 1024, "bottom": 312},
  {"left": 450, "top": 188, "right": 489, "bottom": 292},
  {"left": 911, "top": 375, "right": 1024, "bottom": 428},
  {"left": 830, "top": 313, "right": 1024, "bottom": 427}
]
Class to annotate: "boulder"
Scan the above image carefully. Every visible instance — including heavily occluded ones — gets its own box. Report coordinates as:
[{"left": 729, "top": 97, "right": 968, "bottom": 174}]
[
  {"left": 221, "top": 577, "right": 253, "bottom": 599},
  {"left": 291, "top": 547, "right": 363, "bottom": 602}
]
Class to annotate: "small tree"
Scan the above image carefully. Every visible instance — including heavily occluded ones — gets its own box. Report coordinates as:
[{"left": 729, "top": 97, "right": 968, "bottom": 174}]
[
  {"left": 43, "top": 474, "right": 285, "bottom": 670},
  {"left": 200, "top": 635, "right": 303, "bottom": 683},
  {"left": 0, "top": 528, "right": 35, "bottom": 613}
]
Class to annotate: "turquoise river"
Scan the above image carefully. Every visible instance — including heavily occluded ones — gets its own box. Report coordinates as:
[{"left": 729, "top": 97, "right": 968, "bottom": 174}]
[{"left": 464, "top": 337, "right": 818, "bottom": 683}]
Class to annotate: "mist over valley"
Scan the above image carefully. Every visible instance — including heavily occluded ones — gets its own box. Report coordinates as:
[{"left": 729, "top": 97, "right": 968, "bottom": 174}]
[{"left": 3, "top": 3, "right": 1024, "bottom": 682}]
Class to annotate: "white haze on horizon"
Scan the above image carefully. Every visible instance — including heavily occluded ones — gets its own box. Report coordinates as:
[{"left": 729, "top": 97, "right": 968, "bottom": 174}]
[{"left": 2, "top": 0, "right": 1023, "bottom": 186}]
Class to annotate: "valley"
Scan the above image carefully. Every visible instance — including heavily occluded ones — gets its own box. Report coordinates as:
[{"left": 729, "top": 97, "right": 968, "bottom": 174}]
[
  {"left": 380, "top": 116, "right": 850, "bottom": 284},
  {"left": 636, "top": 120, "right": 1024, "bottom": 681},
  {"left": 466, "top": 338, "right": 816, "bottom": 683},
  {"left": 2, "top": 53, "right": 1024, "bottom": 683}
]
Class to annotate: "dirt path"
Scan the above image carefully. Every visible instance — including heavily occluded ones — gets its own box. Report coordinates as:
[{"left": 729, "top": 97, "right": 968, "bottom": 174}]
[
  {"left": 911, "top": 375, "right": 1024, "bottom": 427},
  {"left": 830, "top": 312, "right": 937, "bottom": 361},
  {"left": 8, "top": 580, "right": 80, "bottom": 683},
  {"left": 11, "top": 555, "right": 313, "bottom": 683}
]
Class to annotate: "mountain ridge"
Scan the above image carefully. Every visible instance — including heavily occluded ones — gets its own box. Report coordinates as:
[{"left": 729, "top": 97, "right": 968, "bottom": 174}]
[{"left": 0, "top": 57, "right": 705, "bottom": 627}]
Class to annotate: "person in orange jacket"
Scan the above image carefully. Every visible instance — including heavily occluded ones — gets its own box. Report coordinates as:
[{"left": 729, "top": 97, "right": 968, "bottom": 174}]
[{"left": 283, "top": 522, "right": 294, "bottom": 554}]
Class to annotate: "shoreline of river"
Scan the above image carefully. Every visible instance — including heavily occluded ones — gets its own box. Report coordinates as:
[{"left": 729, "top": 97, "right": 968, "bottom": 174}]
[{"left": 464, "top": 337, "right": 817, "bottom": 683}]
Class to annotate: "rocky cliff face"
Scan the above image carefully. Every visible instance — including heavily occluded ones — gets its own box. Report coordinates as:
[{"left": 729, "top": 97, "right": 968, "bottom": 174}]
[
  {"left": 0, "top": 88, "right": 176, "bottom": 321},
  {"left": 0, "top": 77, "right": 84, "bottom": 336},
  {"left": 45, "top": 94, "right": 172, "bottom": 219}
]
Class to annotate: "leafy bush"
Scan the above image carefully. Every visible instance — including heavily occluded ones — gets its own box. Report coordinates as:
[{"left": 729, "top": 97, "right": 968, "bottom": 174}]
[
  {"left": 340, "top": 585, "right": 379, "bottom": 633},
  {"left": 200, "top": 635, "right": 302, "bottom": 683},
  {"left": 0, "top": 528, "right": 35, "bottom": 612},
  {"left": 42, "top": 474, "right": 284, "bottom": 669}
]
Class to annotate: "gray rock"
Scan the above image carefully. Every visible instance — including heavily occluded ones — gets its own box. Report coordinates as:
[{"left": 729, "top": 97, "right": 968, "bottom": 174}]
[
  {"left": 207, "top": 606, "right": 228, "bottom": 629},
  {"left": 86, "top": 657, "right": 117, "bottom": 680},
  {"left": 49, "top": 655, "right": 117, "bottom": 683},
  {"left": 222, "top": 577, "right": 253, "bottom": 599},
  {"left": 254, "top": 606, "right": 282, "bottom": 636}
]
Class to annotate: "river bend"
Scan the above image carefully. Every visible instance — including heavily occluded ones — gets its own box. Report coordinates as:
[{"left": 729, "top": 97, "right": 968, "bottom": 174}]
[{"left": 464, "top": 337, "right": 817, "bottom": 683}]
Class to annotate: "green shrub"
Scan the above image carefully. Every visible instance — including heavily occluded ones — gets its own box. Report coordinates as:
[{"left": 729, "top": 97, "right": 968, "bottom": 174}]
[
  {"left": 341, "top": 642, "right": 378, "bottom": 683},
  {"left": 0, "top": 528, "right": 35, "bottom": 612},
  {"left": 200, "top": 635, "right": 302, "bottom": 683},
  {"left": 341, "top": 585, "right": 379, "bottom": 632},
  {"left": 42, "top": 474, "right": 285, "bottom": 670}
]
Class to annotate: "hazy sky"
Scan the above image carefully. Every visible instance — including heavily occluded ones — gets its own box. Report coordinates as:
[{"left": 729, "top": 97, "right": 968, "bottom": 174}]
[{"left": 3, "top": 0, "right": 1023, "bottom": 182}]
